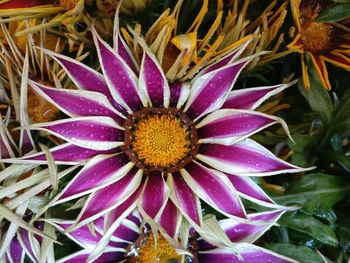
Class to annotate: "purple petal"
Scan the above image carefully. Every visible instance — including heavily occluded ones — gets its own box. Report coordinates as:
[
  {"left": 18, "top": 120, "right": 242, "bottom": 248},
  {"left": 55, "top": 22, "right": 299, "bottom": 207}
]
[
  {"left": 139, "top": 52, "right": 170, "bottom": 107},
  {"left": 198, "top": 210, "right": 284, "bottom": 251},
  {"left": 58, "top": 221, "right": 103, "bottom": 248},
  {"left": 94, "top": 33, "right": 144, "bottom": 112},
  {"left": 0, "top": 133, "right": 14, "bottom": 159},
  {"left": 199, "top": 37, "right": 251, "bottom": 75},
  {"left": 116, "top": 37, "right": 139, "bottom": 74},
  {"left": 45, "top": 50, "right": 124, "bottom": 112},
  {"left": 222, "top": 81, "right": 296, "bottom": 110},
  {"left": 197, "top": 109, "right": 283, "bottom": 145},
  {"left": 18, "top": 228, "right": 36, "bottom": 261},
  {"left": 58, "top": 250, "right": 125, "bottom": 263},
  {"left": 20, "top": 130, "right": 34, "bottom": 155},
  {"left": 30, "top": 117, "right": 123, "bottom": 150},
  {"left": 0, "top": 137, "right": 11, "bottom": 158},
  {"left": 184, "top": 60, "right": 249, "bottom": 119},
  {"left": 110, "top": 217, "right": 140, "bottom": 244},
  {"left": 226, "top": 174, "right": 275, "bottom": 206},
  {"left": 57, "top": 154, "right": 132, "bottom": 203},
  {"left": 169, "top": 172, "right": 201, "bottom": 225},
  {"left": 140, "top": 172, "right": 168, "bottom": 219},
  {"left": 222, "top": 210, "right": 284, "bottom": 243},
  {"left": 8, "top": 238, "right": 24, "bottom": 263},
  {"left": 78, "top": 168, "right": 142, "bottom": 222},
  {"left": 181, "top": 162, "right": 246, "bottom": 219},
  {"left": 198, "top": 245, "right": 295, "bottom": 263},
  {"left": 198, "top": 139, "right": 305, "bottom": 176},
  {"left": 21, "top": 143, "right": 115, "bottom": 165},
  {"left": 105, "top": 187, "right": 143, "bottom": 229},
  {"left": 158, "top": 199, "right": 180, "bottom": 238},
  {"left": 47, "top": 51, "right": 107, "bottom": 93},
  {"left": 30, "top": 82, "right": 123, "bottom": 123},
  {"left": 169, "top": 83, "right": 190, "bottom": 109}
]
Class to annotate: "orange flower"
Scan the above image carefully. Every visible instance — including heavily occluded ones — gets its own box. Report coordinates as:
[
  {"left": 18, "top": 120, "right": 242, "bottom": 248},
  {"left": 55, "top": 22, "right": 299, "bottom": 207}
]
[{"left": 288, "top": 0, "right": 350, "bottom": 89}]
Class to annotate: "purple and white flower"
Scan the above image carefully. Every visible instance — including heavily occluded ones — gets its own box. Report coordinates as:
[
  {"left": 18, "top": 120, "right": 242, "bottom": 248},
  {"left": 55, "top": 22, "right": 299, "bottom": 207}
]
[
  {"left": 52, "top": 209, "right": 296, "bottom": 262},
  {"left": 6, "top": 21, "right": 312, "bottom": 246}
]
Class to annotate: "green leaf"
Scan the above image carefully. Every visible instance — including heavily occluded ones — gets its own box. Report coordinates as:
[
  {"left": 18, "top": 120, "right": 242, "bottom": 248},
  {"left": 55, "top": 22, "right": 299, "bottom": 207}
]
[
  {"left": 280, "top": 212, "right": 339, "bottom": 247},
  {"left": 288, "top": 134, "right": 318, "bottom": 166},
  {"left": 332, "top": 119, "right": 350, "bottom": 136},
  {"left": 316, "top": 4, "right": 350, "bottom": 22},
  {"left": 314, "top": 209, "right": 337, "bottom": 229},
  {"left": 320, "top": 151, "right": 350, "bottom": 173},
  {"left": 288, "top": 134, "right": 318, "bottom": 152},
  {"left": 299, "top": 77, "right": 333, "bottom": 126},
  {"left": 273, "top": 174, "right": 348, "bottom": 214},
  {"left": 265, "top": 243, "right": 326, "bottom": 263}
]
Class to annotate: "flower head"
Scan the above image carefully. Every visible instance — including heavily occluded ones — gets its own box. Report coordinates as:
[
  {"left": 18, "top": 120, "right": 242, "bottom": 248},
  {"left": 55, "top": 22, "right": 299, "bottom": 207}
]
[
  {"left": 53, "top": 209, "right": 295, "bottom": 262},
  {"left": 288, "top": 0, "right": 350, "bottom": 89},
  {"left": 12, "top": 17, "right": 312, "bottom": 256},
  {"left": 53, "top": 210, "right": 185, "bottom": 263}
]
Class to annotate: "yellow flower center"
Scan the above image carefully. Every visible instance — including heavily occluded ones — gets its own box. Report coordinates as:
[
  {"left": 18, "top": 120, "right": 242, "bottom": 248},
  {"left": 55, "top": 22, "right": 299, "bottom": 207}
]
[
  {"left": 135, "top": 234, "right": 181, "bottom": 263},
  {"left": 133, "top": 114, "right": 190, "bottom": 168},
  {"left": 301, "top": 21, "right": 333, "bottom": 52}
]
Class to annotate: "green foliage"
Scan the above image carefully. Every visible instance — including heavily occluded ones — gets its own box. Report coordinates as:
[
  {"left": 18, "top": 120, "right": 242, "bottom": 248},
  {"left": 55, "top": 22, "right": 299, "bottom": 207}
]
[
  {"left": 280, "top": 212, "right": 339, "bottom": 247},
  {"left": 273, "top": 173, "right": 348, "bottom": 214},
  {"left": 265, "top": 243, "right": 329, "bottom": 263},
  {"left": 316, "top": 3, "right": 350, "bottom": 22}
]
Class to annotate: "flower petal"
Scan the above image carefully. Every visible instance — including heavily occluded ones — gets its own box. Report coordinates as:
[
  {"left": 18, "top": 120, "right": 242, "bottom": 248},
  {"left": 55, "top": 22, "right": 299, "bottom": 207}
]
[
  {"left": 198, "top": 139, "right": 310, "bottom": 176},
  {"left": 310, "top": 53, "right": 331, "bottom": 89},
  {"left": 168, "top": 172, "right": 201, "bottom": 226},
  {"left": 184, "top": 59, "right": 250, "bottom": 119},
  {"left": 157, "top": 199, "right": 181, "bottom": 238},
  {"left": 56, "top": 220, "right": 103, "bottom": 249},
  {"left": 7, "top": 238, "right": 24, "bottom": 263},
  {"left": 198, "top": 244, "right": 296, "bottom": 263},
  {"left": 17, "top": 228, "right": 38, "bottom": 262},
  {"left": 45, "top": 50, "right": 125, "bottom": 113},
  {"left": 140, "top": 172, "right": 169, "bottom": 220},
  {"left": 55, "top": 154, "right": 133, "bottom": 204},
  {"left": 197, "top": 109, "right": 289, "bottom": 145},
  {"left": 222, "top": 81, "right": 297, "bottom": 110},
  {"left": 20, "top": 143, "right": 115, "bottom": 165},
  {"left": 199, "top": 36, "right": 252, "bottom": 76},
  {"left": 30, "top": 81, "right": 123, "bottom": 122},
  {"left": 77, "top": 168, "right": 142, "bottom": 224},
  {"left": 108, "top": 215, "right": 141, "bottom": 243},
  {"left": 94, "top": 32, "right": 145, "bottom": 112},
  {"left": 139, "top": 51, "right": 170, "bottom": 107},
  {"left": 29, "top": 117, "right": 123, "bottom": 150},
  {"left": 0, "top": 0, "right": 51, "bottom": 8},
  {"left": 116, "top": 36, "right": 139, "bottom": 74},
  {"left": 181, "top": 162, "right": 246, "bottom": 219},
  {"left": 169, "top": 83, "right": 191, "bottom": 109},
  {"left": 221, "top": 210, "right": 285, "bottom": 243},
  {"left": 105, "top": 188, "right": 143, "bottom": 230},
  {"left": 226, "top": 174, "right": 276, "bottom": 207},
  {"left": 57, "top": 249, "right": 125, "bottom": 263},
  {"left": 85, "top": 193, "right": 143, "bottom": 262}
]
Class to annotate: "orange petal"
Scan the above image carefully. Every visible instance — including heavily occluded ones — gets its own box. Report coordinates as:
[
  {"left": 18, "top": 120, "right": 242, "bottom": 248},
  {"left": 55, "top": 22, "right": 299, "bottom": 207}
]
[
  {"left": 309, "top": 53, "right": 331, "bottom": 89},
  {"left": 321, "top": 51, "right": 350, "bottom": 71}
]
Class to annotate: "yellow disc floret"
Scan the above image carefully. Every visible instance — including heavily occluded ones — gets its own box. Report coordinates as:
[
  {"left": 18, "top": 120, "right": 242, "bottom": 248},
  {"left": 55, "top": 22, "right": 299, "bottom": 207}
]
[
  {"left": 133, "top": 114, "right": 189, "bottom": 168},
  {"left": 136, "top": 233, "right": 181, "bottom": 263}
]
